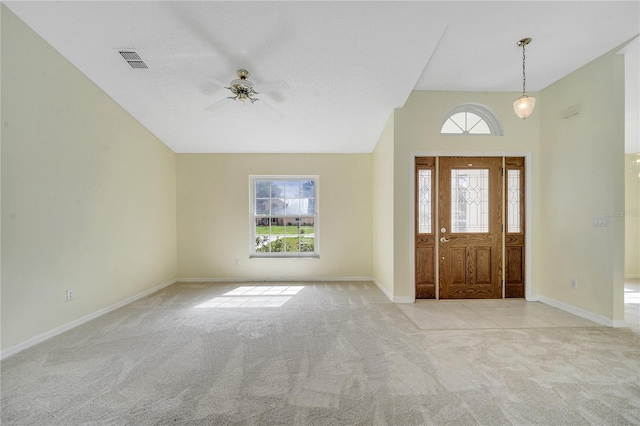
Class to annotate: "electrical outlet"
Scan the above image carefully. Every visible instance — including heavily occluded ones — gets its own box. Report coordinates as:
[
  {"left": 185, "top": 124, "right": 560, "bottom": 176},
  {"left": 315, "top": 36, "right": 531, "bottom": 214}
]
[
  {"left": 66, "top": 290, "right": 74, "bottom": 301},
  {"left": 593, "top": 216, "right": 609, "bottom": 227},
  {"left": 234, "top": 259, "right": 240, "bottom": 267},
  {"left": 570, "top": 278, "right": 578, "bottom": 289}
]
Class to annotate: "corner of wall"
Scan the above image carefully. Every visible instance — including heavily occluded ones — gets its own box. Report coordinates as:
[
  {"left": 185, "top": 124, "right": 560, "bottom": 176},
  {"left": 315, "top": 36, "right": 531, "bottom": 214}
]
[{"left": 372, "top": 112, "right": 395, "bottom": 298}]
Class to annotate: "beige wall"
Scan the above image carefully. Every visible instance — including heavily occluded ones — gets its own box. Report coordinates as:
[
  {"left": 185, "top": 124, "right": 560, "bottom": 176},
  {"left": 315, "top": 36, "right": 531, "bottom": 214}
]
[
  {"left": 625, "top": 153, "right": 640, "bottom": 277},
  {"left": 372, "top": 113, "right": 395, "bottom": 297},
  {"left": 392, "top": 91, "right": 541, "bottom": 299},
  {"left": 1, "top": 6, "right": 177, "bottom": 352},
  {"left": 176, "top": 154, "right": 372, "bottom": 280},
  {"left": 538, "top": 51, "right": 625, "bottom": 321}
]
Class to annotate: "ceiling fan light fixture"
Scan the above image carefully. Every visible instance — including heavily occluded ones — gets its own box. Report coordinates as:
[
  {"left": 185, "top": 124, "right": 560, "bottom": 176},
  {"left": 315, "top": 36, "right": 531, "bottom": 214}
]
[
  {"left": 205, "top": 68, "right": 288, "bottom": 117},
  {"left": 513, "top": 37, "right": 535, "bottom": 120}
]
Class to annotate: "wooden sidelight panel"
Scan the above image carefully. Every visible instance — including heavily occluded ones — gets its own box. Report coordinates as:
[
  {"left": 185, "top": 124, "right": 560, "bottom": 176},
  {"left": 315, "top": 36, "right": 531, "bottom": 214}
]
[
  {"left": 415, "top": 157, "right": 436, "bottom": 298},
  {"left": 505, "top": 157, "right": 525, "bottom": 298},
  {"left": 439, "top": 157, "right": 502, "bottom": 299}
]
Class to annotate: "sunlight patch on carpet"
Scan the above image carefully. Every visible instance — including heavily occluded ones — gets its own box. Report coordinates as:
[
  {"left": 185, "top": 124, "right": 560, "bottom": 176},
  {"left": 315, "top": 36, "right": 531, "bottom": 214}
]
[{"left": 195, "top": 285, "right": 305, "bottom": 308}]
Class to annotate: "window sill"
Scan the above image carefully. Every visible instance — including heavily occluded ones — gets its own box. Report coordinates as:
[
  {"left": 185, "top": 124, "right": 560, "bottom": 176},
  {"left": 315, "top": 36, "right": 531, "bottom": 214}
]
[{"left": 250, "top": 254, "right": 320, "bottom": 259}]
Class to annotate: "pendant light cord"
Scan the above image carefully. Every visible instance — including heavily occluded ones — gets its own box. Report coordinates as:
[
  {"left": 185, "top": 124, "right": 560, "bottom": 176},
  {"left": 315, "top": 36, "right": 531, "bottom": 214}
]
[{"left": 521, "top": 43, "right": 527, "bottom": 95}]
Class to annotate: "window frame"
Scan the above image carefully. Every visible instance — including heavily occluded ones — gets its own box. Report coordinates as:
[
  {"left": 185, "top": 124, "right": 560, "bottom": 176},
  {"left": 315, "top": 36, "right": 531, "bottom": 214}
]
[
  {"left": 505, "top": 158, "right": 525, "bottom": 235},
  {"left": 249, "top": 175, "right": 319, "bottom": 259},
  {"left": 440, "top": 103, "right": 504, "bottom": 136},
  {"left": 415, "top": 158, "right": 435, "bottom": 235}
]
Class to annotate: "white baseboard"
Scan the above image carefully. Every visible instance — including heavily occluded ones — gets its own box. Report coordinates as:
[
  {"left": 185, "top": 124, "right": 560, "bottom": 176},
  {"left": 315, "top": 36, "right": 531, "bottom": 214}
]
[
  {"left": 370, "top": 279, "right": 414, "bottom": 303},
  {"left": 178, "top": 277, "right": 374, "bottom": 283},
  {"left": 0, "top": 279, "right": 178, "bottom": 360},
  {"left": 371, "top": 278, "right": 393, "bottom": 302},
  {"left": 537, "top": 295, "right": 620, "bottom": 328}
]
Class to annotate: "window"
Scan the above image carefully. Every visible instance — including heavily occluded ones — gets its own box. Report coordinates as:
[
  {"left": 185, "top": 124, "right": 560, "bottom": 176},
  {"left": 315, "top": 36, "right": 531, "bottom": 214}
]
[
  {"left": 442, "top": 112, "right": 491, "bottom": 134},
  {"left": 251, "top": 176, "right": 318, "bottom": 257},
  {"left": 440, "top": 103, "right": 504, "bottom": 136}
]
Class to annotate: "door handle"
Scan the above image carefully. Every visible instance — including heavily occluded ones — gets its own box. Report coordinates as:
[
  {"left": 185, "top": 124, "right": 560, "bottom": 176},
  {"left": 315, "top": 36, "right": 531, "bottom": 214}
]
[{"left": 440, "top": 237, "right": 451, "bottom": 243}]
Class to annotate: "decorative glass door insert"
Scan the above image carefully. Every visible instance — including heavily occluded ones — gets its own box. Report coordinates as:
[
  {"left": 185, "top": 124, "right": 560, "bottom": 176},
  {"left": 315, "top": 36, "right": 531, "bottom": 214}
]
[
  {"left": 450, "top": 169, "right": 489, "bottom": 233},
  {"left": 507, "top": 169, "right": 522, "bottom": 233},
  {"left": 418, "top": 169, "right": 433, "bottom": 234}
]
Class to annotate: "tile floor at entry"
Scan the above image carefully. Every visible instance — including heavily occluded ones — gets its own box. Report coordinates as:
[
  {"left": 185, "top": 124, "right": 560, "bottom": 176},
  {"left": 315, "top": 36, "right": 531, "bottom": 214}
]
[{"left": 399, "top": 294, "right": 640, "bottom": 333}]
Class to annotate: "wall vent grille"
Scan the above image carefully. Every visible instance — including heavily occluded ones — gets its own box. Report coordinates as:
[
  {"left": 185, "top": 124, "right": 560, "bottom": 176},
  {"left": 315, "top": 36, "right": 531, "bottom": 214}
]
[{"left": 118, "top": 50, "right": 148, "bottom": 69}]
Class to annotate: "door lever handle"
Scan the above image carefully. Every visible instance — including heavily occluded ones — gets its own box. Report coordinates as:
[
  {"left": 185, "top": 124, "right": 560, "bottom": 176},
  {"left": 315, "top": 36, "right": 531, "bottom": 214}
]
[{"left": 440, "top": 237, "right": 451, "bottom": 243}]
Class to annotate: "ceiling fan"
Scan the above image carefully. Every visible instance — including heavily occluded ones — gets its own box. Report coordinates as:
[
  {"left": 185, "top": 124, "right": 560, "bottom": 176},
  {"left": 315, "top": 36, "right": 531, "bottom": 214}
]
[{"left": 205, "top": 69, "right": 289, "bottom": 116}]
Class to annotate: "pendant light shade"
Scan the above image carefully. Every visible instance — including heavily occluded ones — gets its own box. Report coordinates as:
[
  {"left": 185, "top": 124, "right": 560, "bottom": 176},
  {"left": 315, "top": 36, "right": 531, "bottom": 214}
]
[
  {"left": 514, "top": 38, "right": 535, "bottom": 120},
  {"left": 513, "top": 94, "right": 536, "bottom": 119}
]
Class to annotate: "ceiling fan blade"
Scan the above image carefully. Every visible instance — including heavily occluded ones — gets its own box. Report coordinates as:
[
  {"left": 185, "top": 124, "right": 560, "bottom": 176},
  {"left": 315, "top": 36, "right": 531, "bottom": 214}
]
[
  {"left": 168, "top": 3, "right": 245, "bottom": 68},
  {"left": 180, "top": 69, "right": 229, "bottom": 88},
  {"left": 206, "top": 77, "right": 230, "bottom": 88},
  {"left": 204, "top": 97, "right": 231, "bottom": 113},
  {"left": 255, "top": 99, "right": 284, "bottom": 120},
  {"left": 152, "top": 67, "right": 229, "bottom": 89},
  {"left": 252, "top": 80, "right": 290, "bottom": 94}
]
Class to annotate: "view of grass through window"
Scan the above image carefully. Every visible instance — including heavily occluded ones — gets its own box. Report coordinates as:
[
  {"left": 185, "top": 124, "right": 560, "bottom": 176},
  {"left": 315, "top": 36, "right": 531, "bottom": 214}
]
[{"left": 252, "top": 178, "right": 317, "bottom": 256}]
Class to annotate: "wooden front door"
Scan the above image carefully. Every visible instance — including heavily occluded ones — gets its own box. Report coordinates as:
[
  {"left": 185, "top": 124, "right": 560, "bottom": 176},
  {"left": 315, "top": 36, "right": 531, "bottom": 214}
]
[{"left": 438, "top": 157, "right": 502, "bottom": 299}]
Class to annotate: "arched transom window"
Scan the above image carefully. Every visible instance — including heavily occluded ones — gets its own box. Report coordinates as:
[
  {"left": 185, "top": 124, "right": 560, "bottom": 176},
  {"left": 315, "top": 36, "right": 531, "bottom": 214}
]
[{"left": 440, "top": 103, "right": 503, "bottom": 136}]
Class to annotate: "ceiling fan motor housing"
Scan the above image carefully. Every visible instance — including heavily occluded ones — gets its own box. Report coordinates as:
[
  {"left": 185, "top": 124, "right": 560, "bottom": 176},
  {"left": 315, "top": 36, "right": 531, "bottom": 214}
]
[
  {"left": 229, "top": 69, "right": 256, "bottom": 99},
  {"left": 230, "top": 79, "right": 254, "bottom": 92}
]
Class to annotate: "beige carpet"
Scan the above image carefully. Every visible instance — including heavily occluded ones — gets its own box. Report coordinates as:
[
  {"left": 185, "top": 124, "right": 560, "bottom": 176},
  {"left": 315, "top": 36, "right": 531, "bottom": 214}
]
[{"left": 2, "top": 281, "right": 639, "bottom": 425}]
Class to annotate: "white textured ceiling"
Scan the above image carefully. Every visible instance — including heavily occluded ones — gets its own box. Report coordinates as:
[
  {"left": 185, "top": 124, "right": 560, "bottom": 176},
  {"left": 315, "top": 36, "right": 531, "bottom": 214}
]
[{"left": 3, "top": 1, "right": 639, "bottom": 154}]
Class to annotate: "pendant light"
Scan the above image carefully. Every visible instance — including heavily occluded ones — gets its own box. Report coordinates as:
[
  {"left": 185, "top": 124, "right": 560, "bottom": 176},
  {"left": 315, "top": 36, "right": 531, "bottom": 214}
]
[{"left": 513, "top": 38, "right": 536, "bottom": 119}]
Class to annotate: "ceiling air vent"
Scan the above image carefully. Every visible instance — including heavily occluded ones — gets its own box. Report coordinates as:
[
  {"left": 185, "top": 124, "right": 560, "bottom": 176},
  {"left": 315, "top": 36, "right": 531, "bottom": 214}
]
[{"left": 118, "top": 50, "right": 148, "bottom": 69}]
